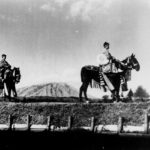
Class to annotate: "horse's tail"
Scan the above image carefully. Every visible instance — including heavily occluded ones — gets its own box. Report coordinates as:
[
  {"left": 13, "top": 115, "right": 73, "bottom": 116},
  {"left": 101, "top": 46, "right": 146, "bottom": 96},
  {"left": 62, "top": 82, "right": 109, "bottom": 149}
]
[
  {"left": 80, "top": 66, "right": 92, "bottom": 83},
  {"left": 90, "top": 79, "right": 100, "bottom": 88},
  {"left": 80, "top": 66, "right": 99, "bottom": 88}
]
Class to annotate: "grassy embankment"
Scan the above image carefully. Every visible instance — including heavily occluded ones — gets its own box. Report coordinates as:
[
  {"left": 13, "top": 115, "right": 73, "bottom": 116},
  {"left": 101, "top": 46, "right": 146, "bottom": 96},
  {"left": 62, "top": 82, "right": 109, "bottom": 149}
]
[{"left": 0, "top": 99, "right": 149, "bottom": 127}]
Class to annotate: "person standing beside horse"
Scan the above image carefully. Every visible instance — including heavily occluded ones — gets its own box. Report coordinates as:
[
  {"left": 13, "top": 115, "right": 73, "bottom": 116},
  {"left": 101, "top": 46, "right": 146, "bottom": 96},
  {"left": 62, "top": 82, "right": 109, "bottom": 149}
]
[{"left": 0, "top": 54, "right": 11, "bottom": 82}]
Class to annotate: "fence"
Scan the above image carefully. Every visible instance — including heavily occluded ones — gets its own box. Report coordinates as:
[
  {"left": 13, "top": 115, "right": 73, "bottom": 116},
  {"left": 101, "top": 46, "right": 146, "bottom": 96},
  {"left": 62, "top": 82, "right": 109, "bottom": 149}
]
[{"left": 1, "top": 112, "right": 150, "bottom": 136}]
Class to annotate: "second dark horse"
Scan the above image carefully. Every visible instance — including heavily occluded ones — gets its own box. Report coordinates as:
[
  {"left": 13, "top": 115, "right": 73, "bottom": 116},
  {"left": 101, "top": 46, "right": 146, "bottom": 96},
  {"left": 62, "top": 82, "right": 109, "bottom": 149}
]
[
  {"left": 79, "top": 54, "right": 140, "bottom": 102},
  {"left": 1, "top": 67, "right": 21, "bottom": 100}
]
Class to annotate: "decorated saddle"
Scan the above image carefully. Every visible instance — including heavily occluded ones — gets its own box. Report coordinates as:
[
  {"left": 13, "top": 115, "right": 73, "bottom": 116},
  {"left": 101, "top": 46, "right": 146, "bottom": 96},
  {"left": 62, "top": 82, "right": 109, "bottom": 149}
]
[{"left": 97, "top": 53, "right": 118, "bottom": 73}]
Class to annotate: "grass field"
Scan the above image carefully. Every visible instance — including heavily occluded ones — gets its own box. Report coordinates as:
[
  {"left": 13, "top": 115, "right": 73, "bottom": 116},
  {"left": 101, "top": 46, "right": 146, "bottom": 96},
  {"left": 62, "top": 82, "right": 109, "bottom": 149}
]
[{"left": 0, "top": 97, "right": 149, "bottom": 128}]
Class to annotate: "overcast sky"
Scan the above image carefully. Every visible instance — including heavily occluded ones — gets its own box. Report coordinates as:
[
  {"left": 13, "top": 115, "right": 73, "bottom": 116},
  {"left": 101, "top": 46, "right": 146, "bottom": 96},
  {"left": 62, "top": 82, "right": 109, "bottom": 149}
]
[{"left": 0, "top": 0, "right": 150, "bottom": 97}]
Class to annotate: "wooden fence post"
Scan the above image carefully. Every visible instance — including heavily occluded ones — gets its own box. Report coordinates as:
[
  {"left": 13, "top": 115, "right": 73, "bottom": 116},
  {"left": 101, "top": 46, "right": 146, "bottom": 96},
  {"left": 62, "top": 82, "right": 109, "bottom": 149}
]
[
  {"left": 68, "top": 116, "right": 73, "bottom": 130},
  {"left": 8, "top": 115, "right": 13, "bottom": 131},
  {"left": 91, "top": 117, "right": 96, "bottom": 132},
  {"left": 47, "top": 116, "right": 52, "bottom": 131},
  {"left": 144, "top": 112, "right": 149, "bottom": 134},
  {"left": 26, "top": 115, "right": 32, "bottom": 131},
  {"left": 118, "top": 116, "right": 123, "bottom": 133}
]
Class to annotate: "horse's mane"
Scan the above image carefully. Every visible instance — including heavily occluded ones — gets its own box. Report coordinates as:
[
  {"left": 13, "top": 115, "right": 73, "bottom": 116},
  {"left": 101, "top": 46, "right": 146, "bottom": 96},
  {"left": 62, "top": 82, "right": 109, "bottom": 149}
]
[
  {"left": 121, "top": 56, "right": 130, "bottom": 64},
  {"left": 84, "top": 65, "right": 99, "bottom": 71}
]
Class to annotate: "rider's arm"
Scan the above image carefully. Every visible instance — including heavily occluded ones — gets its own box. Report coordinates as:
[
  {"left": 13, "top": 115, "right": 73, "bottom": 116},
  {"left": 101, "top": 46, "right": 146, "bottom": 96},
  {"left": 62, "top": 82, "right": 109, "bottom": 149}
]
[
  {"left": 5, "top": 61, "right": 11, "bottom": 68},
  {"left": 108, "top": 53, "right": 115, "bottom": 61},
  {"left": 0, "top": 61, "right": 4, "bottom": 69}
]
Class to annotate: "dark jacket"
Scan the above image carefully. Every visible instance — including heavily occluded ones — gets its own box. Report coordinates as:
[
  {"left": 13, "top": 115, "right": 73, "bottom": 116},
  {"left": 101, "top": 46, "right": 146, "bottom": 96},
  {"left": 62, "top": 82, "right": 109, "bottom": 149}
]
[{"left": 0, "top": 60, "right": 11, "bottom": 69}]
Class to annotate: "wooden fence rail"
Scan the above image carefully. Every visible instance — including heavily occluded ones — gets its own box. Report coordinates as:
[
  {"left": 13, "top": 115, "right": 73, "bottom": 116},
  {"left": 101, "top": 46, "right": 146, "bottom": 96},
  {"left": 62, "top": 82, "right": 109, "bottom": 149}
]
[{"left": 0, "top": 112, "right": 150, "bottom": 136}]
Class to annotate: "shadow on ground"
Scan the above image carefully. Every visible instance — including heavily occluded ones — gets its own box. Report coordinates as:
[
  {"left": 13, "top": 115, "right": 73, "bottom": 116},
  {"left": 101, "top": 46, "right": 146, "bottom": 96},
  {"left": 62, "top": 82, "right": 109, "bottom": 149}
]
[
  {"left": 0, "top": 96, "right": 134, "bottom": 103},
  {"left": 0, "top": 129, "right": 150, "bottom": 150}
]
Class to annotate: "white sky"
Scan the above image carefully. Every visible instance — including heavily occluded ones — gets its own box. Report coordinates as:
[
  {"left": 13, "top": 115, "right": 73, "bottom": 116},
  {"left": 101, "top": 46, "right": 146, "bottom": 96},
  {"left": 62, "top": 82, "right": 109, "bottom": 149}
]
[{"left": 0, "top": 0, "right": 149, "bottom": 97}]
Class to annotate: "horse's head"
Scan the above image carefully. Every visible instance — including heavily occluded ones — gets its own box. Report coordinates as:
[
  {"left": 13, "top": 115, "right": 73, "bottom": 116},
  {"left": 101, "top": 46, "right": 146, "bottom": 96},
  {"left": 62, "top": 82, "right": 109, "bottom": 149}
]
[
  {"left": 123, "top": 53, "right": 140, "bottom": 71},
  {"left": 12, "top": 67, "right": 21, "bottom": 83}
]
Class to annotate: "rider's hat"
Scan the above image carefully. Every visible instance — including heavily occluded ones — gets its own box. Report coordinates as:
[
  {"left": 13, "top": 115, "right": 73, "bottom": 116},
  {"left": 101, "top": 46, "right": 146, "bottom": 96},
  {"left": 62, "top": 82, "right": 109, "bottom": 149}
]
[
  {"left": 2, "top": 54, "right": 6, "bottom": 57},
  {"left": 103, "top": 42, "right": 109, "bottom": 47}
]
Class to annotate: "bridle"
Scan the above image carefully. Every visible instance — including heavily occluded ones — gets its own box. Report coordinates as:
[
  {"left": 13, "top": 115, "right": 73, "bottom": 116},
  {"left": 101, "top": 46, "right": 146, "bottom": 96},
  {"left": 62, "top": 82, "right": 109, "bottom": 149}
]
[{"left": 123, "top": 55, "right": 139, "bottom": 71}]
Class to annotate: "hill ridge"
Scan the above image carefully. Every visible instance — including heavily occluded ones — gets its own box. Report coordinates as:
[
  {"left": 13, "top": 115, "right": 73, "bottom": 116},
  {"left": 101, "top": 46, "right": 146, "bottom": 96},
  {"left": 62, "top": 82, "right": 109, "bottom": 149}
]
[{"left": 17, "top": 82, "right": 79, "bottom": 97}]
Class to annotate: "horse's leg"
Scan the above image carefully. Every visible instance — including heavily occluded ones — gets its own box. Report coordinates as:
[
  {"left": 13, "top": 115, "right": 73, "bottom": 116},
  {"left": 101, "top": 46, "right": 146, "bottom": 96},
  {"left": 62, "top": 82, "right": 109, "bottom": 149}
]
[
  {"left": 79, "top": 81, "right": 89, "bottom": 102},
  {"left": 12, "top": 83, "right": 17, "bottom": 97},
  {"left": 8, "top": 86, "right": 11, "bottom": 101},
  {"left": 13, "top": 89, "right": 17, "bottom": 97},
  {"left": 116, "top": 91, "right": 120, "bottom": 102},
  {"left": 3, "top": 89, "right": 6, "bottom": 101},
  {"left": 111, "top": 90, "right": 119, "bottom": 102},
  {"left": 116, "top": 77, "right": 121, "bottom": 102},
  {"left": 79, "top": 83, "right": 84, "bottom": 102},
  {"left": 5, "top": 82, "right": 11, "bottom": 101},
  {"left": 121, "top": 87, "right": 124, "bottom": 98},
  {"left": 83, "top": 82, "right": 89, "bottom": 101},
  {"left": 3, "top": 82, "right": 8, "bottom": 101},
  {"left": 113, "top": 90, "right": 119, "bottom": 102},
  {"left": 2, "top": 88, "right": 5, "bottom": 101},
  {"left": 111, "top": 90, "right": 116, "bottom": 101}
]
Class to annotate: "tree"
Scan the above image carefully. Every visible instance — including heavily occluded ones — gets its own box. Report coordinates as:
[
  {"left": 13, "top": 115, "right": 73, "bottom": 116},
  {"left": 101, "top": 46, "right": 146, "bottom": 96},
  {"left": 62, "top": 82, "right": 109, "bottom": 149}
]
[
  {"left": 134, "top": 86, "right": 149, "bottom": 99},
  {"left": 127, "top": 89, "right": 134, "bottom": 100}
]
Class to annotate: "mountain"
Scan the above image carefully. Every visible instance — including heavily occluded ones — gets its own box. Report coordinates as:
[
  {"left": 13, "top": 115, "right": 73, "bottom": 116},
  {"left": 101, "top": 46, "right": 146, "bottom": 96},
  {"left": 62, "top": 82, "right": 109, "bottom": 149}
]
[{"left": 17, "top": 82, "right": 79, "bottom": 97}]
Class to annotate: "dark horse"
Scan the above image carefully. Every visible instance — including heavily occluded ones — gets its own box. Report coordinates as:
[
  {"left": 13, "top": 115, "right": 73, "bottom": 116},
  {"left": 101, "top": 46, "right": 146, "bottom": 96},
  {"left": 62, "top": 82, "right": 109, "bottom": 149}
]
[
  {"left": 79, "top": 54, "right": 140, "bottom": 102},
  {"left": 2, "top": 67, "right": 21, "bottom": 100}
]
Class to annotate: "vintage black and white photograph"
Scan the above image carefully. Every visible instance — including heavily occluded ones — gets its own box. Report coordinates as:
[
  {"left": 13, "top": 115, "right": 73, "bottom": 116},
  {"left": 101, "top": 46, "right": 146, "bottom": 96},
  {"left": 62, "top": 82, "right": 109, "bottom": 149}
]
[{"left": 0, "top": 0, "right": 149, "bottom": 149}]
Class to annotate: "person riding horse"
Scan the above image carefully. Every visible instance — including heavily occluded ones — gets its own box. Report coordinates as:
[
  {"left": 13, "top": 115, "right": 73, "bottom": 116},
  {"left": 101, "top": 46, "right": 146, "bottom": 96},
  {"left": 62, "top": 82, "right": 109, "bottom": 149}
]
[
  {"left": 0, "top": 54, "right": 11, "bottom": 82},
  {"left": 97, "top": 42, "right": 128, "bottom": 92}
]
